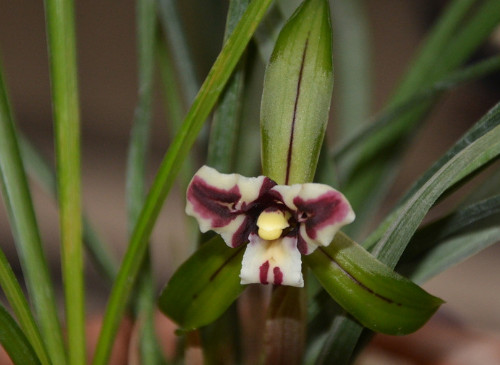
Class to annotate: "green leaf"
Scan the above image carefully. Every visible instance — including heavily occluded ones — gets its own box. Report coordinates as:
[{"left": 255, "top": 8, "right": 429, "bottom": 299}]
[
  {"left": 0, "top": 304, "right": 41, "bottom": 365},
  {"left": 365, "top": 103, "right": 500, "bottom": 263},
  {"left": 400, "top": 195, "right": 500, "bottom": 282},
  {"left": 0, "top": 56, "right": 66, "bottom": 365},
  {"left": 409, "top": 227, "right": 500, "bottom": 284},
  {"left": 44, "top": 0, "right": 86, "bottom": 361},
  {"left": 261, "top": 0, "right": 333, "bottom": 185},
  {"left": 0, "top": 249, "right": 50, "bottom": 365},
  {"left": 340, "top": 0, "right": 500, "bottom": 234},
  {"left": 159, "top": 237, "right": 245, "bottom": 330},
  {"left": 19, "top": 136, "right": 118, "bottom": 283},
  {"left": 304, "top": 232, "right": 443, "bottom": 335},
  {"left": 332, "top": 0, "right": 372, "bottom": 139},
  {"left": 371, "top": 123, "right": 500, "bottom": 268}
]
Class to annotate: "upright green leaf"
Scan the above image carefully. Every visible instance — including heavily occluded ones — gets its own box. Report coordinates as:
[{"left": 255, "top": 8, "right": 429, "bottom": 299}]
[
  {"left": 126, "top": 0, "right": 165, "bottom": 364},
  {"left": 44, "top": 0, "right": 85, "bottom": 361},
  {"left": 0, "top": 56, "right": 66, "bottom": 365},
  {"left": 261, "top": 0, "right": 333, "bottom": 185},
  {"left": 19, "top": 137, "right": 118, "bottom": 283}
]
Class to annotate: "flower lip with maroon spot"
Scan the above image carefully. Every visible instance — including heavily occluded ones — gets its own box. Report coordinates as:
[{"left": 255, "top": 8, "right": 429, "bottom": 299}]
[{"left": 186, "top": 165, "right": 355, "bottom": 287}]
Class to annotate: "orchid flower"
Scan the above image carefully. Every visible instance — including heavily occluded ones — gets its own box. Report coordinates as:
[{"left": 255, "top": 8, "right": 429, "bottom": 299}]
[{"left": 186, "top": 165, "right": 355, "bottom": 287}]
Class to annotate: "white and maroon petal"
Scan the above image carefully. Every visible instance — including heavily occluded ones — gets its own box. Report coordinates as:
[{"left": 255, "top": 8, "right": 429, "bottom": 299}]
[
  {"left": 240, "top": 234, "right": 304, "bottom": 287},
  {"left": 186, "top": 165, "right": 277, "bottom": 247},
  {"left": 272, "top": 183, "right": 355, "bottom": 251}
]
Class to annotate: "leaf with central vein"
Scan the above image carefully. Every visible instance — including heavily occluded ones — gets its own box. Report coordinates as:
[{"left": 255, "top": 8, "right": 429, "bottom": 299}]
[
  {"left": 304, "top": 232, "right": 443, "bottom": 335},
  {"left": 261, "top": 0, "right": 333, "bottom": 185},
  {"left": 159, "top": 236, "right": 245, "bottom": 330}
]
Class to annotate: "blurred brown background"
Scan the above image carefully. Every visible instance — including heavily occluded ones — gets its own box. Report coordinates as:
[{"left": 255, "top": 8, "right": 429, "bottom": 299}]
[{"left": 1, "top": 0, "right": 499, "bottom": 336}]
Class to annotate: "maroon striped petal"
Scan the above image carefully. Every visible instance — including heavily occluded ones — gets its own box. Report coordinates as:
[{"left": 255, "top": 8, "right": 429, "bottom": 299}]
[
  {"left": 186, "top": 165, "right": 276, "bottom": 247},
  {"left": 271, "top": 183, "right": 355, "bottom": 254}
]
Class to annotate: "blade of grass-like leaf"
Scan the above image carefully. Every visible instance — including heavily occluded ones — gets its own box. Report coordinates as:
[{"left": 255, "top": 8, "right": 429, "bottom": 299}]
[
  {"left": 332, "top": 0, "right": 371, "bottom": 138},
  {"left": 19, "top": 136, "right": 118, "bottom": 283},
  {"left": 313, "top": 315, "right": 363, "bottom": 365},
  {"left": 399, "top": 195, "right": 500, "bottom": 281},
  {"left": 371, "top": 123, "right": 500, "bottom": 268},
  {"left": 404, "top": 194, "right": 500, "bottom": 259},
  {"left": 203, "top": 1, "right": 249, "bottom": 362},
  {"left": 0, "top": 304, "right": 41, "bottom": 365},
  {"left": 0, "top": 250, "right": 50, "bottom": 365},
  {"left": 339, "top": 55, "right": 500, "bottom": 235},
  {"left": 409, "top": 227, "right": 500, "bottom": 283},
  {"left": 44, "top": 0, "right": 85, "bottom": 361},
  {"left": 340, "top": 0, "right": 500, "bottom": 237},
  {"left": 0, "top": 58, "right": 66, "bottom": 364},
  {"left": 126, "top": 0, "right": 165, "bottom": 364},
  {"left": 334, "top": 55, "right": 500, "bottom": 161},
  {"left": 92, "top": 2, "right": 273, "bottom": 363},
  {"left": 364, "top": 101, "right": 500, "bottom": 251},
  {"left": 389, "top": 0, "right": 477, "bottom": 104},
  {"left": 157, "top": 0, "right": 199, "bottom": 104},
  {"left": 207, "top": 0, "right": 249, "bottom": 173}
]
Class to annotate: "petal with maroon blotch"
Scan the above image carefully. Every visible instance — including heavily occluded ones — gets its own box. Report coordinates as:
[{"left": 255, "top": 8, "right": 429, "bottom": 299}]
[
  {"left": 240, "top": 234, "right": 303, "bottom": 287},
  {"left": 186, "top": 165, "right": 277, "bottom": 247},
  {"left": 272, "top": 183, "right": 355, "bottom": 251}
]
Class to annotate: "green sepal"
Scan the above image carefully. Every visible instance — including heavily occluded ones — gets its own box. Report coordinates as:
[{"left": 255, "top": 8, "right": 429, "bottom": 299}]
[
  {"left": 304, "top": 232, "right": 444, "bottom": 335},
  {"left": 158, "top": 236, "right": 245, "bottom": 331},
  {"left": 261, "top": 0, "right": 333, "bottom": 185}
]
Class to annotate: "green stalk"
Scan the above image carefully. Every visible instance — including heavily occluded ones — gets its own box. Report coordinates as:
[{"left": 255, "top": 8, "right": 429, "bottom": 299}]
[
  {"left": 44, "top": 0, "right": 85, "bottom": 363},
  {"left": 92, "top": 1, "right": 273, "bottom": 363},
  {"left": 0, "top": 57, "right": 66, "bottom": 364}
]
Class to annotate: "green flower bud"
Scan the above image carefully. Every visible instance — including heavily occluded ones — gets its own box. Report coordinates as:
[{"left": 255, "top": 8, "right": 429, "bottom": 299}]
[{"left": 261, "top": 0, "right": 333, "bottom": 185}]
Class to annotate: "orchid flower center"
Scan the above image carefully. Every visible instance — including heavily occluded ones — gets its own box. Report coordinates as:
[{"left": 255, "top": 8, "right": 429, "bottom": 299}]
[{"left": 256, "top": 208, "right": 289, "bottom": 241}]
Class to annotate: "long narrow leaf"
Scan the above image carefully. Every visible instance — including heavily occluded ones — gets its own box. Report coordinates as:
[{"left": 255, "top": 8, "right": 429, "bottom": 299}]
[
  {"left": 157, "top": 0, "right": 199, "bottom": 104},
  {"left": 332, "top": 0, "right": 372, "bottom": 138},
  {"left": 409, "top": 227, "right": 500, "bottom": 283},
  {"left": 92, "top": 2, "right": 273, "bottom": 363},
  {"left": 126, "top": 0, "right": 165, "bottom": 364},
  {"left": 0, "top": 57, "right": 66, "bottom": 365},
  {"left": 0, "top": 250, "right": 50, "bottom": 365},
  {"left": 372, "top": 123, "right": 500, "bottom": 267},
  {"left": 364, "top": 102, "right": 500, "bottom": 251},
  {"left": 340, "top": 0, "right": 500, "bottom": 235},
  {"left": 0, "top": 304, "right": 41, "bottom": 365},
  {"left": 44, "top": 0, "right": 85, "bottom": 360},
  {"left": 400, "top": 195, "right": 500, "bottom": 281},
  {"left": 19, "top": 136, "right": 118, "bottom": 282}
]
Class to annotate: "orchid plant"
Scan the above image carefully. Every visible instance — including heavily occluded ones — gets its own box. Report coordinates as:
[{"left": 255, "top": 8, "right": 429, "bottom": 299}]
[{"left": 0, "top": 0, "right": 500, "bottom": 364}]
